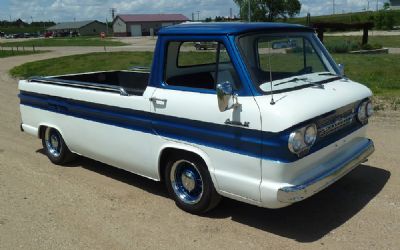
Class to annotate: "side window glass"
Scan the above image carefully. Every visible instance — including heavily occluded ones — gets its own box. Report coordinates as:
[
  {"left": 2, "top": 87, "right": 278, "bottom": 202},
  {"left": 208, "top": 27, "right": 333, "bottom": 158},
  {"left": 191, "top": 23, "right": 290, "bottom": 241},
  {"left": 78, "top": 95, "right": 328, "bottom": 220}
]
[{"left": 164, "top": 41, "right": 240, "bottom": 91}]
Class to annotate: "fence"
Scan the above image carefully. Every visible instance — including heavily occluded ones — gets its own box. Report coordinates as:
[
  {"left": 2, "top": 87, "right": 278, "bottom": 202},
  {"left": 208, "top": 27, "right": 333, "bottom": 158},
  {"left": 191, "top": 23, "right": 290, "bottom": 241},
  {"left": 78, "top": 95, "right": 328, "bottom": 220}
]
[{"left": 0, "top": 45, "right": 38, "bottom": 56}]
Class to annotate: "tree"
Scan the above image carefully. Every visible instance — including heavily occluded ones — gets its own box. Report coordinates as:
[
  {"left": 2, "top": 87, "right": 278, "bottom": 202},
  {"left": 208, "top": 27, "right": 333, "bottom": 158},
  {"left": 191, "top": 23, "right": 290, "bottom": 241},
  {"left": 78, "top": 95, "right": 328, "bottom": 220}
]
[
  {"left": 233, "top": 0, "right": 301, "bottom": 22},
  {"left": 383, "top": 2, "right": 390, "bottom": 10}
]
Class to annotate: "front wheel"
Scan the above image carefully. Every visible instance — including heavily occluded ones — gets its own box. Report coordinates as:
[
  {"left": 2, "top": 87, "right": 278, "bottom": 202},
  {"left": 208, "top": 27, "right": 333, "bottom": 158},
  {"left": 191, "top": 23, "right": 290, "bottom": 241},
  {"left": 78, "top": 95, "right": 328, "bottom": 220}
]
[
  {"left": 165, "top": 154, "right": 221, "bottom": 214},
  {"left": 42, "top": 127, "right": 75, "bottom": 165}
]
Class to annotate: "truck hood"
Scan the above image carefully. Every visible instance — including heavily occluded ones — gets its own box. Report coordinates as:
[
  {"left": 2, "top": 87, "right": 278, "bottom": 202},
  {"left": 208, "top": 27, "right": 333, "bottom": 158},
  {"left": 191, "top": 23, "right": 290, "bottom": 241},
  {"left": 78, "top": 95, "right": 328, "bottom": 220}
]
[{"left": 254, "top": 79, "right": 372, "bottom": 133}]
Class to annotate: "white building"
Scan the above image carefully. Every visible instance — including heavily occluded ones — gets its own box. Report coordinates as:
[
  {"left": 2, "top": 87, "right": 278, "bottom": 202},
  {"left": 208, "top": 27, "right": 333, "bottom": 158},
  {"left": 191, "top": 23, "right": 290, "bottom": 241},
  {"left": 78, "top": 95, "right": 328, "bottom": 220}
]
[
  {"left": 390, "top": 0, "right": 400, "bottom": 10},
  {"left": 112, "top": 14, "right": 189, "bottom": 37}
]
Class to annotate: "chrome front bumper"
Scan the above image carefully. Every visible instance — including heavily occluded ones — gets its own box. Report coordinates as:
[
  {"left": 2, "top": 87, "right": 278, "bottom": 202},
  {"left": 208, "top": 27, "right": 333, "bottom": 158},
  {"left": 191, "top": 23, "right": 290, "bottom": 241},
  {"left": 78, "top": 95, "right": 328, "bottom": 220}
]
[{"left": 277, "top": 139, "right": 375, "bottom": 203}]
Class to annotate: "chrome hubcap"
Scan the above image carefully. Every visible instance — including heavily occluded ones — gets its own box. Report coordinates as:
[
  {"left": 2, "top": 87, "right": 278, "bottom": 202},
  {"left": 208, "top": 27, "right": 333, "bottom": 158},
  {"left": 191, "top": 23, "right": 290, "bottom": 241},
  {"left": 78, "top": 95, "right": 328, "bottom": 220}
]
[
  {"left": 181, "top": 170, "right": 196, "bottom": 192},
  {"left": 170, "top": 160, "right": 203, "bottom": 204},
  {"left": 45, "top": 128, "right": 62, "bottom": 158}
]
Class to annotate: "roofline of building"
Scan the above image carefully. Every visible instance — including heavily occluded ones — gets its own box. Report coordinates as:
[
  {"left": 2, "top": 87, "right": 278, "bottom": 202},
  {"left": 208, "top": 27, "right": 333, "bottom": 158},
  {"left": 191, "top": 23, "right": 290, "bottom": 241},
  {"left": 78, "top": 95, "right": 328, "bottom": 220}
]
[
  {"left": 113, "top": 14, "right": 189, "bottom": 25},
  {"left": 47, "top": 20, "right": 105, "bottom": 31}
]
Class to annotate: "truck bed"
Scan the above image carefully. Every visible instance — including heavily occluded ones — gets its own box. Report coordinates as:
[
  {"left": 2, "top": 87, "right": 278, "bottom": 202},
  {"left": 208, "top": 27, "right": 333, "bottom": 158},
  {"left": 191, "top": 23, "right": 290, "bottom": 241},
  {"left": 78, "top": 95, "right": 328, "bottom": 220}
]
[{"left": 29, "top": 70, "right": 150, "bottom": 96}]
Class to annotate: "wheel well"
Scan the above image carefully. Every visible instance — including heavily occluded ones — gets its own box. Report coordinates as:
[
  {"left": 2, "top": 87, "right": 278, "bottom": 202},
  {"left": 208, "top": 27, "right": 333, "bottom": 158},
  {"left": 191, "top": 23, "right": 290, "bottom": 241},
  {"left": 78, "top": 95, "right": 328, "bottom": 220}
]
[
  {"left": 159, "top": 148, "right": 207, "bottom": 182},
  {"left": 38, "top": 125, "right": 47, "bottom": 139}
]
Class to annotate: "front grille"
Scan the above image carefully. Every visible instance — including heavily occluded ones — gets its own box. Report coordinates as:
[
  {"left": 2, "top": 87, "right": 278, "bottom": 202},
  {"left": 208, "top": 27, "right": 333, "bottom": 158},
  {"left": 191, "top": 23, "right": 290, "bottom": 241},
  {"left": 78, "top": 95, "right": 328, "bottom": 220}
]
[
  {"left": 316, "top": 103, "right": 358, "bottom": 138},
  {"left": 318, "top": 113, "right": 355, "bottom": 137}
]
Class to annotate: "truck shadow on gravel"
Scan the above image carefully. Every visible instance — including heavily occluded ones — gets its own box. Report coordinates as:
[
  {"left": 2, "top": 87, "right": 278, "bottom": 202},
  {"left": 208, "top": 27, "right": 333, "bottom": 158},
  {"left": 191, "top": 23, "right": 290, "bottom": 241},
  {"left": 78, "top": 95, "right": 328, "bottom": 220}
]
[
  {"left": 208, "top": 164, "right": 390, "bottom": 242},
  {"left": 36, "top": 149, "right": 168, "bottom": 198}
]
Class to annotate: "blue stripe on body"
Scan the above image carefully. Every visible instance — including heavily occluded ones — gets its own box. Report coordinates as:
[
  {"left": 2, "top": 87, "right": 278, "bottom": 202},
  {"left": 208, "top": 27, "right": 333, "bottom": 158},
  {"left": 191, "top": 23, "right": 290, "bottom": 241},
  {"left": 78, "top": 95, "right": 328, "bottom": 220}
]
[{"left": 19, "top": 91, "right": 363, "bottom": 163}]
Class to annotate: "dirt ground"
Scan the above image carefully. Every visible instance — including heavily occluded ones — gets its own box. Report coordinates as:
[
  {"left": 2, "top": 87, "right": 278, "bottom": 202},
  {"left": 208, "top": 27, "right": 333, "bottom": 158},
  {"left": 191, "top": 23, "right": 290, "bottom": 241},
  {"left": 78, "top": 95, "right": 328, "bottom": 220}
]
[{"left": 0, "top": 50, "right": 399, "bottom": 250}]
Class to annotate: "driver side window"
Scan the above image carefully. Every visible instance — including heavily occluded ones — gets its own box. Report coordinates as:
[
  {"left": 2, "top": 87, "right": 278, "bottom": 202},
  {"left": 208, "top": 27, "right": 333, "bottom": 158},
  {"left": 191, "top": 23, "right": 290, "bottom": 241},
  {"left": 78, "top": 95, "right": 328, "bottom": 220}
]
[{"left": 164, "top": 41, "right": 240, "bottom": 91}]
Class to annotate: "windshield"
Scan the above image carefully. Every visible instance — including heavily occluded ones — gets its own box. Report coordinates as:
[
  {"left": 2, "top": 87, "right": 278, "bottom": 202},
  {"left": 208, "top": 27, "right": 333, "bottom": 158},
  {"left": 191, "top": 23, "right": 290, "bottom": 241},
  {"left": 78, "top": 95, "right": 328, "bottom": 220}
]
[{"left": 238, "top": 32, "right": 340, "bottom": 94}]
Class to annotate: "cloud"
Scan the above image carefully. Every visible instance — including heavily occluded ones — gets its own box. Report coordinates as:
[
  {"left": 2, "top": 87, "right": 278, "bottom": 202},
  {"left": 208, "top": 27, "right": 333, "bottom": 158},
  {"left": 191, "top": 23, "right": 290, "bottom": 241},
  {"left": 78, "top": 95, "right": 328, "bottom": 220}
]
[
  {"left": 4, "top": 0, "right": 239, "bottom": 22},
  {"left": 1, "top": 0, "right": 386, "bottom": 22},
  {"left": 300, "top": 0, "right": 385, "bottom": 16}
]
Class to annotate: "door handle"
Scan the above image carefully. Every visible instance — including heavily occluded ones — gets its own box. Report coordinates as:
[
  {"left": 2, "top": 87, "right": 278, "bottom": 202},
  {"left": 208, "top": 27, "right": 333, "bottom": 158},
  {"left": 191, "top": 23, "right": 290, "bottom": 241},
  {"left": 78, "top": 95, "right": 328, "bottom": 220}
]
[{"left": 150, "top": 97, "right": 167, "bottom": 104}]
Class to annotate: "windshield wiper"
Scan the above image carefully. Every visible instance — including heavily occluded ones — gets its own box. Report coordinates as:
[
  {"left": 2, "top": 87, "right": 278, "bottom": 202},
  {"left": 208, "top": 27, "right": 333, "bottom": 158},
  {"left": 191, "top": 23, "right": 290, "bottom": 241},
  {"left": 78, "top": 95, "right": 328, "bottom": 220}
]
[
  {"left": 274, "top": 77, "right": 308, "bottom": 86},
  {"left": 318, "top": 72, "right": 341, "bottom": 77}
]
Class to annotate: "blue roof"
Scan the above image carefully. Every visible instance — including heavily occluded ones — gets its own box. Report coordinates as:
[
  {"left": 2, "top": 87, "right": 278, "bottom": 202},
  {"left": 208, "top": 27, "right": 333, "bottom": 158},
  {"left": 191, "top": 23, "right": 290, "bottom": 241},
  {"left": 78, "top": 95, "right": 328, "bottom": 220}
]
[{"left": 158, "top": 22, "right": 313, "bottom": 36}]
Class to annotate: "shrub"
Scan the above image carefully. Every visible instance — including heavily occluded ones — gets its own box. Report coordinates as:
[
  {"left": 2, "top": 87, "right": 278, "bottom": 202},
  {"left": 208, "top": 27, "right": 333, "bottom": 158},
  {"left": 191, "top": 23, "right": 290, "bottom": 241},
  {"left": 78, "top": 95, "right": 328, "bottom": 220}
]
[
  {"left": 325, "top": 40, "right": 359, "bottom": 53},
  {"left": 375, "top": 10, "right": 395, "bottom": 30}
]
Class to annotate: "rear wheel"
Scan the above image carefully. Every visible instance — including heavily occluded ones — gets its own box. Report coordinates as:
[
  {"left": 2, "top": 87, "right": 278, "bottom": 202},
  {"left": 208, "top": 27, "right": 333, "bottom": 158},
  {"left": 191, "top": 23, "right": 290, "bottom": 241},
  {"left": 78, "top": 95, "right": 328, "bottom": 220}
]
[
  {"left": 42, "top": 127, "right": 75, "bottom": 165},
  {"left": 165, "top": 154, "right": 221, "bottom": 214}
]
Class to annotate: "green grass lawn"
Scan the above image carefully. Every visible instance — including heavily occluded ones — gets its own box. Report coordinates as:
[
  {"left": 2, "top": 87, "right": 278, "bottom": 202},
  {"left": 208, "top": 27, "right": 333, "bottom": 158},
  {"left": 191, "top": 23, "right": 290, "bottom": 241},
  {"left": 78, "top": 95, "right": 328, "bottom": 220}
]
[
  {"left": 9, "top": 51, "right": 400, "bottom": 97},
  {"left": 0, "top": 50, "right": 45, "bottom": 58},
  {"left": 1, "top": 37, "right": 127, "bottom": 47},
  {"left": 10, "top": 52, "right": 153, "bottom": 77},
  {"left": 332, "top": 54, "right": 400, "bottom": 96},
  {"left": 325, "top": 36, "right": 400, "bottom": 48},
  {"left": 285, "top": 9, "right": 400, "bottom": 27}
]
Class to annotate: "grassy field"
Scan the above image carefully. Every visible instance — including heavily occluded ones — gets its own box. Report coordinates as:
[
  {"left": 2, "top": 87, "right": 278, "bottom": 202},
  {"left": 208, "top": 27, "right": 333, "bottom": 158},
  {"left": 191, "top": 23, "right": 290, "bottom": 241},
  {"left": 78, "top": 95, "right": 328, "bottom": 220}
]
[
  {"left": 1, "top": 37, "right": 127, "bottom": 47},
  {"left": 285, "top": 9, "right": 400, "bottom": 27},
  {"left": 324, "top": 36, "right": 400, "bottom": 48},
  {"left": 0, "top": 50, "right": 45, "bottom": 58},
  {"left": 10, "top": 52, "right": 153, "bottom": 77},
  {"left": 9, "top": 52, "right": 400, "bottom": 97},
  {"left": 333, "top": 54, "right": 400, "bottom": 96}
]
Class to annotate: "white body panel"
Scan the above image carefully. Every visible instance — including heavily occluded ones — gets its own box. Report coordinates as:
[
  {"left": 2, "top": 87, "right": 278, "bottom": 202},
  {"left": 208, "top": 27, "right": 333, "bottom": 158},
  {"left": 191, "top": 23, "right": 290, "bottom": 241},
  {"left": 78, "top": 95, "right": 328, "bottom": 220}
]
[
  {"left": 151, "top": 88, "right": 262, "bottom": 201},
  {"left": 19, "top": 75, "right": 373, "bottom": 208},
  {"left": 254, "top": 79, "right": 372, "bottom": 133}
]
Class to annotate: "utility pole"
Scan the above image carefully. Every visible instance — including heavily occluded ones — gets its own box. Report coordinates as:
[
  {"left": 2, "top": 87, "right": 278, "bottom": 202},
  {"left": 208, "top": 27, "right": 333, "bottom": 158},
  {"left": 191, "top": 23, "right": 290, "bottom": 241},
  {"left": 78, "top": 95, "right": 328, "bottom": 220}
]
[
  {"left": 106, "top": 18, "right": 108, "bottom": 35},
  {"left": 333, "top": 0, "right": 335, "bottom": 14},
  {"left": 376, "top": 0, "right": 379, "bottom": 11},
  {"left": 197, "top": 11, "right": 200, "bottom": 21},
  {"left": 248, "top": 0, "right": 251, "bottom": 22},
  {"left": 192, "top": 12, "right": 194, "bottom": 21},
  {"left": 110, "top": 8, "right": 116, "bottom": 20}
]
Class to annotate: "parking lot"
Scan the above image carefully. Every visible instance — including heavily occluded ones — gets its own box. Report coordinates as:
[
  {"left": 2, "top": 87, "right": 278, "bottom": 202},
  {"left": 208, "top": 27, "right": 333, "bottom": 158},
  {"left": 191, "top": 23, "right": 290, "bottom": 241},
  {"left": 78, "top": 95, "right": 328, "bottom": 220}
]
[{"left": 0, "top": 47, "right": 399, "bottom": 249}]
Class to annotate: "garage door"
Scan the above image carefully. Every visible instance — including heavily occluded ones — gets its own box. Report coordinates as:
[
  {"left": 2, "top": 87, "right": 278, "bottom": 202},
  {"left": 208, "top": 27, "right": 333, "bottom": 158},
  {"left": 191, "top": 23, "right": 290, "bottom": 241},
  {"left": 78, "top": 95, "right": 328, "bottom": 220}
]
[{"left": 130, "top": 25, "right": 142, "bottom": 37}]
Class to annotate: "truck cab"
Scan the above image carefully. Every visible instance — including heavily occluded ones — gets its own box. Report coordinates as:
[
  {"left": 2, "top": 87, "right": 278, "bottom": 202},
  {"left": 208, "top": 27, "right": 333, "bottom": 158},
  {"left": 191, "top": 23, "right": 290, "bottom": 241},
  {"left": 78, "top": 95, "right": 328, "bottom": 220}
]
[{"left": 19, "top": 23, "right": 374, "bottom": 214}]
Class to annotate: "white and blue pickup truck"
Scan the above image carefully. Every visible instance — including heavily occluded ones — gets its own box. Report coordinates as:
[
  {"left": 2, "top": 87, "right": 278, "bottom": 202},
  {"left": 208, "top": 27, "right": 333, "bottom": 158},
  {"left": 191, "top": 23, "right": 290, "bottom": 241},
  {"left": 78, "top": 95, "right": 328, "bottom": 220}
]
[{"left": 19, "top": 23, "right": 375, "bottom": 214}]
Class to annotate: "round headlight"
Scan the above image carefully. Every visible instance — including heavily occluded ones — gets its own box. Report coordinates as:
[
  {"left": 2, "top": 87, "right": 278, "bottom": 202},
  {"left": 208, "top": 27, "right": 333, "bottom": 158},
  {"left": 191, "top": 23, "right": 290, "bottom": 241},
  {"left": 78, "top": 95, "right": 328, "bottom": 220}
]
[
  {"left": 288, "top": 131, "right": 304, "bottom": 153},
  {"left": 357, "top": 102, "right": 367, "bottom": 122},
  {"left": 366, "top": 101, "right": 373, "bottom": 117},
  {"left": 304, "top": 125, "right": 317, "bottom": 145}
]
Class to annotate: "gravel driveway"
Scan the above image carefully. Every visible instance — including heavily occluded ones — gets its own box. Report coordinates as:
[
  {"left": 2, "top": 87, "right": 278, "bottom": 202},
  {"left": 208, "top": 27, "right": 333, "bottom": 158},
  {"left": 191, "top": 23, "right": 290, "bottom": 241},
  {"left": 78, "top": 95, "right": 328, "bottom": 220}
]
[{"left": 0, "top": 50, "right": 399, "bottom": 249}]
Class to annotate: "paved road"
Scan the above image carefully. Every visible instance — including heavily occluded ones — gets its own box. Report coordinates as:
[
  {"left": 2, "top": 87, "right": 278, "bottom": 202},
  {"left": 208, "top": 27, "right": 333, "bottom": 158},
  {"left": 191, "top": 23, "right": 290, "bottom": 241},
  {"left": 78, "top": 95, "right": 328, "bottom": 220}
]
[
  {"left": 0, "top": 51, "right": 399, "bottom": 249},
  {"left": 326, "top": 30, "right": 400, "bottom": 36}
]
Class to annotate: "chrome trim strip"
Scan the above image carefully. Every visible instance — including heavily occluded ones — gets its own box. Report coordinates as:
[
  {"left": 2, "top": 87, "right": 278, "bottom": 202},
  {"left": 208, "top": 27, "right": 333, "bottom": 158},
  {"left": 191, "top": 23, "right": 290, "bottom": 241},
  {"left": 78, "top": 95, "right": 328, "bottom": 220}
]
[
  {"left": 28, "top": 77, "right": 129, "bottom": 96},
  {"left": 277, "top": 139, "right": 374, "bottom": 203}
]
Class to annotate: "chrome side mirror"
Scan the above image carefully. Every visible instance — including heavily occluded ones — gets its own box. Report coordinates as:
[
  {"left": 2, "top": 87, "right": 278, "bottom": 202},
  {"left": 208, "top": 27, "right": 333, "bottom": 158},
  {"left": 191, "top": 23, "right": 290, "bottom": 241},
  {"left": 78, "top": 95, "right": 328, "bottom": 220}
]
[
  {"left": 338, "top": 63, "right": 345, "bottom": 77},
  {"left": 216, "top": 82, "right": 237, "bottom": 112}
]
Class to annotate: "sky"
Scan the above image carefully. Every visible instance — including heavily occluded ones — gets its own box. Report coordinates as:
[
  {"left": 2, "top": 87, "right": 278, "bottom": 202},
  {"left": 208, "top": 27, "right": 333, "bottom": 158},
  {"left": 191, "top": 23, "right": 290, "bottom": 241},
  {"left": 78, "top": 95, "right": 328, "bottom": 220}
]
[{"left": 0, "top": 0, "right": 387, "bottom": 23}]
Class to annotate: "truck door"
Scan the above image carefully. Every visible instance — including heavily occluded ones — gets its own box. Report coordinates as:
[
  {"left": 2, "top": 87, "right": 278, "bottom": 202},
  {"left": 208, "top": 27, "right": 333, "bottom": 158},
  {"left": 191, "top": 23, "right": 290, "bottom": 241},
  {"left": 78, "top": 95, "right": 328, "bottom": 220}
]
[{"left": 150, "top": 39, "right": 263, "bottom": 202}]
